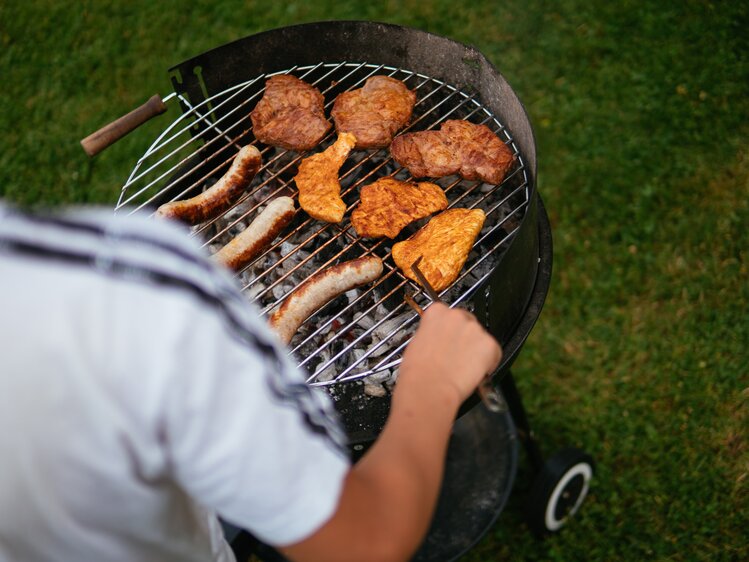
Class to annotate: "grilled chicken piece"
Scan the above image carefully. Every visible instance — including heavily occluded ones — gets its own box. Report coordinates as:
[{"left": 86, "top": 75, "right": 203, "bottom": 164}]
[
  {"left": 390, "top": 119, "right": 515, "bottom": 184},
  {"left": 331, "top": 76, "right": 416, "bottom": 149},
  {"left": 351, "top": 178, "right": 447, "bottom": 239},
  {"left": 294, "top": 132, "right": 357, "bottom": 223},
  {"left": 392, "top": 208, "right": 486, "bottom": 292},
  {"left": 250, "top": 75, "right": 331, "bottom": 151}
]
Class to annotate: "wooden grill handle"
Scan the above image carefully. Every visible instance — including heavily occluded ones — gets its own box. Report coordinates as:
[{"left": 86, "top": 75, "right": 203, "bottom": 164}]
[{"left": 80, "top": 94, "right": 167, "bottom": 157}]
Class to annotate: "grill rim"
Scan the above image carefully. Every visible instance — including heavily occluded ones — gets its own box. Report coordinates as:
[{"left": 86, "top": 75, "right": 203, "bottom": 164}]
[{"left": 118, "top": 21, "right": 549, "bottom": 440}]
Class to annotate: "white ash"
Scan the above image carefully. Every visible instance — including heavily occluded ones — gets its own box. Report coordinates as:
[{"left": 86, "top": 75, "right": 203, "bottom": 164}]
[
  {"left": 363, "top": 366, "right": 399, "bottom": 397},
  {"left": 364, "top": 378, "right": 388, "bottom": 397},
  {"left": 355, "top": 313, "right": 376, "bottom": 331},
  {"left": 271, "top": 281, "right": 295, "bottom": 302},
  {"left": 351, "top": 347, "right": 368, "bottom": 364},
  {"left": 244, "top": 280, "right": 264, "bottom": 300},
  {"left": 356, "top": 298, "right": 390, "bottom": 330},
  {"left": 312, "top": 348, "right": 337, "bottom": 383},
  {"left": 370, "top": 312, "right": 414, "bottom": 357},
  {"left": 363, "top": 370, "right": 391, "bottom": 397},
  {"left": 345, "top": 289, "right": 359, "bottom": 305},
  {"left": 279, "top": 241, "right": 297, "bottom": 257},
  {"left": 373, "top": 312, "right": 412, "bottom": 341},
  {"left": 207, "top": 242, "right": 224, "bottom": 255}
]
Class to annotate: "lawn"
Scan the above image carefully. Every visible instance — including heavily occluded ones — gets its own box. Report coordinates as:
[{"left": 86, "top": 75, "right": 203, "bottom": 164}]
[{"left": 1, "top": 1, "right": 747, "bottom": 560}]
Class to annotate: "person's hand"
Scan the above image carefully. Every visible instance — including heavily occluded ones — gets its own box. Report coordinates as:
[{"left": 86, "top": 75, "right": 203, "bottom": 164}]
[
  {"left": 397, "top": 303, "right": 502, "bottom": 407},
  {"left": 286, "top": 307, "right": 502, "bottom": 562}
]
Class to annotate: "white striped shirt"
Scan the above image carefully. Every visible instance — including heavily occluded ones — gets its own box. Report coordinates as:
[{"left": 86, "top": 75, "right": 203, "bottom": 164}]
[{"left": 0, "top": 203, "right": 349, "bottom": 562}]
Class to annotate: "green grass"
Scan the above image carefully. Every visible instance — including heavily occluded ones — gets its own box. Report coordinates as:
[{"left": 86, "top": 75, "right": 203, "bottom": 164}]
[{"left": 2, "top": 1, "right": 747, "bottom": 560}]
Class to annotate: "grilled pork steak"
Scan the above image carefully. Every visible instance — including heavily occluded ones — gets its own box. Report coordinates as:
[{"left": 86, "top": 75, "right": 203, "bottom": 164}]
[
  {"left": 331, "top": 76, "right": 416, "bottom": 149},
  {"left": 250, "top": 75, "right": 331, "bottom": 151},
  {"left": 391, "top": 119, "right": 515, "bottom": 184}
]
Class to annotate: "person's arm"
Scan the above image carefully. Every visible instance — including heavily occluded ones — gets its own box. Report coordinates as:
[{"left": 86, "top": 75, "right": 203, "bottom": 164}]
[{"left": 280, "top": 303, "right": 502, "bottom": 562}]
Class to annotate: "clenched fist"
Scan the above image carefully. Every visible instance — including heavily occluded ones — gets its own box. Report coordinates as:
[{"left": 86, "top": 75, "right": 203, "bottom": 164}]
[{"left": 397, "top": 303, "right": 502, "bottom": 407}]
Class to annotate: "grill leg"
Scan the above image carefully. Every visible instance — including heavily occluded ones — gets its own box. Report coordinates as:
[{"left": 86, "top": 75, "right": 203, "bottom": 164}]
[{"left": 499, "top": 371, "right": 544, "bottom": 474}]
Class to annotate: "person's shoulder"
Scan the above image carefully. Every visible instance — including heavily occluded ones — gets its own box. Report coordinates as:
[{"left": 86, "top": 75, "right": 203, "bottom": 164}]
[
  {"left": 67, "top": 207, "right": 246, "bottom": 305},
  {"left": 67, "top": 206, "right": 205, "bottom": 263},
  {"left": 0, "top": 201, "right": 239, "bottom": 305},
  {"left": 1, "top": 201, "right": 201, "bottom": 261}
]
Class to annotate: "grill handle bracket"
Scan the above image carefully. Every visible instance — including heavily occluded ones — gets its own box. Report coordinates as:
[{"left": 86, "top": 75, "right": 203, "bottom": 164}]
[{"left": 80, "top": 94, "right": 168, "bottom": 157}]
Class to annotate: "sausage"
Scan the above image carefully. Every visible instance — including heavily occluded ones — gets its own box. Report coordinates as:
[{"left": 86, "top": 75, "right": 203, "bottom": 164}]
[
  {"left": 269, "top": 256, "right": 384, "bottom": 345},
  {"left": 213, "top": 196, "right": 296, "bottom": 271},
  {"left": 155, "top": 145, "right": 262, "bottom": 225}
]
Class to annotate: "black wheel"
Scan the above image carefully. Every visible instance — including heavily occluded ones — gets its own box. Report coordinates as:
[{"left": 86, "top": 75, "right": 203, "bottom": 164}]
[{"left": 526, "top": 448, "right": 594, "bottom": 537}]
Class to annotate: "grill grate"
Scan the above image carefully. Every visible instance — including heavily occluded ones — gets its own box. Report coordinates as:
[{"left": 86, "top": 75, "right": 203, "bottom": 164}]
[{"left": 117, "top": 62, "right": 529, "bottom": 389}]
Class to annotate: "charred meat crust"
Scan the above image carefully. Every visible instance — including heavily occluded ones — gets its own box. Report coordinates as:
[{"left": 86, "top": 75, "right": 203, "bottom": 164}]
[{"left": 155, "top": 145, "right": 262, "bottom": 225}]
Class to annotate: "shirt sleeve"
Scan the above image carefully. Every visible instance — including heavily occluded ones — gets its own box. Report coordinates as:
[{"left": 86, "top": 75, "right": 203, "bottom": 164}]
[{"left": 158, "top": 270, "right": 351, "bottom": 547}]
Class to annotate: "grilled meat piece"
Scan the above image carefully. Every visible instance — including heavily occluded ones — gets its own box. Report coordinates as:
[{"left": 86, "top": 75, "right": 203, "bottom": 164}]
[
  {"left": 269, "top": 256, "right": 384, "bottom": 345},
  {"left": 351, "top": 178, "right": 447, "bottom": 239},
  {"left": 390, "top": 119, "right": 515, "bottom": 184},
  {"left": 250, "top": 75, "right": 331, "bottom": 151},
  {"left": 213, "top": 196, "right": 296, "bottom": 271},
  {"left": 294, "top": 132, "right": 357, "bottom": 223},
  {"left": 154, "top": 145, "right": 261, "bottom": 225},
  {"left": 331, "top": 75, "right": 416, "bottom": 149},
  {"left": 392, "top": 208, "right": 486, "bottom": 292}
]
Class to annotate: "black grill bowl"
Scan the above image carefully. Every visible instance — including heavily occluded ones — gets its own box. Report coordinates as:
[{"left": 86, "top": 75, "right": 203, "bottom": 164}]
[{"left": 167, "top": 21, "right": 547, "bottom": 444}]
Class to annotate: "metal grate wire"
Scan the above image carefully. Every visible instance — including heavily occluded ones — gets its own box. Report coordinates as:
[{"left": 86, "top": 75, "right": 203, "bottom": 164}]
[{"left": 117, "top": 62, "right": 529, "bottom": 388}]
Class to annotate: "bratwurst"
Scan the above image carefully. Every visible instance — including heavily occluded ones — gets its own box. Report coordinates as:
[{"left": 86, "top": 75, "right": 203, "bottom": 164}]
[
  {"left": 213, "top": 196, "right": 296, "bottom": 271},
  {"left": 268, "top": 256, "right": 384, "bottom": 345},
  {"left": 154, "top": 145, "right": 261, "bottom": 225}
]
